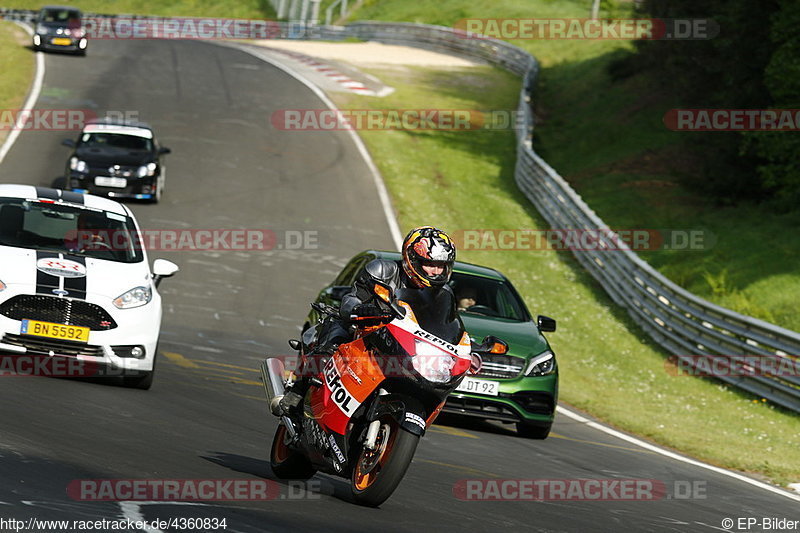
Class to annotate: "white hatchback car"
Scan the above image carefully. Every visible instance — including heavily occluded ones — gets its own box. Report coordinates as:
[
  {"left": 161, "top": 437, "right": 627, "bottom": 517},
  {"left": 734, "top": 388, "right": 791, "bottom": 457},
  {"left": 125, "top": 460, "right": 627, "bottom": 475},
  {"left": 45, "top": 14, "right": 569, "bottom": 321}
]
[{"left": 0, "top": 184, "right": 178, "bottom": 389}]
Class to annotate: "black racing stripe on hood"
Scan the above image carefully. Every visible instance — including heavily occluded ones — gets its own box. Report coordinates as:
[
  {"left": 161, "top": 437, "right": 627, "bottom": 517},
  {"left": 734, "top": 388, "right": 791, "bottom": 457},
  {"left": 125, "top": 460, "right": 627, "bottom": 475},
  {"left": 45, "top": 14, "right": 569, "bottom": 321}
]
[
  {"left": 62, "top": 254, "right": 87, "bottom": 300},
  {"left": 60, "top": 190, "right": 84, "bottom": 204},
  {"left": 35, "top": 251, "right": 61, "bottom": 294},
  {"left": 35, "top": 187, "right": 59, "bottom": 201}
]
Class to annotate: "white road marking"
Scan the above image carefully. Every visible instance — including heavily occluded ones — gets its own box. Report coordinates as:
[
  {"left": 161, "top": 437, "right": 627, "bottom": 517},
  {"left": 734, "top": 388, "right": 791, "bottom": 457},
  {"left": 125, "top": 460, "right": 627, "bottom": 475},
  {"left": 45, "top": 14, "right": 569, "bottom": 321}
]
[
  {"left": 557, "top": 405, "right": 800, "bottom": 503},
  {"left": 0, "top": 22, "right": 45, "bottom": 166}
]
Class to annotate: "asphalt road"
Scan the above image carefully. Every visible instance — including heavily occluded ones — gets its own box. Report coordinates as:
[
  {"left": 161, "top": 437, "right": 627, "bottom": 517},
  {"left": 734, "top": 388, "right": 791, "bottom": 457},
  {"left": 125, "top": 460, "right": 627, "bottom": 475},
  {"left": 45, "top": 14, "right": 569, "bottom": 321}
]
[{"left": 0, "top": 38, "right": 797, "bottom": 532}]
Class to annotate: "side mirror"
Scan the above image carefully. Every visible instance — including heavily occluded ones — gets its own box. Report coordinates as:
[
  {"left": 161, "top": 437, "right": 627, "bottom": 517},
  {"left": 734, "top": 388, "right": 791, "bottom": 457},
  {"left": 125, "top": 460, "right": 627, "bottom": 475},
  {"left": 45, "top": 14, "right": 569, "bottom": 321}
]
[
  {"left": 474, "top": 335, "right": 508, "bottom": 355},
  {"left": 537, "top": 315, "right": 556, "bottom": 333},
  {"left": 152, "top": 258, "right": 179, "bottom": 287},
  {"left": 61, "top": 138, "right": 76, "bottom": 148},
  {"left": 372, "top": 281, "right": 393, "bottom": 303},
  {"left": 158, "top": 147, "right": 171, "bottom": 155}
]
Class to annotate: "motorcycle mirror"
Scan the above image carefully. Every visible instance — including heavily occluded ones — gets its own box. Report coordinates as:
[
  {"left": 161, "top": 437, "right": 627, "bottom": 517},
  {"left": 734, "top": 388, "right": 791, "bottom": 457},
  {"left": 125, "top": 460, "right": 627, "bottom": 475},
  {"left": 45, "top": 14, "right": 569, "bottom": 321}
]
[
  {"left": 469, "top": 353, "right": 483, "bottom": 375},
  {"left": 373, "top": 281, "right": 393, "bottom": 303},
  {"left": 476, "top": 335, "right": 508, "bottom": 355},
  {"left": 490, "top": 341, "right": 508, "bottom": 354}
]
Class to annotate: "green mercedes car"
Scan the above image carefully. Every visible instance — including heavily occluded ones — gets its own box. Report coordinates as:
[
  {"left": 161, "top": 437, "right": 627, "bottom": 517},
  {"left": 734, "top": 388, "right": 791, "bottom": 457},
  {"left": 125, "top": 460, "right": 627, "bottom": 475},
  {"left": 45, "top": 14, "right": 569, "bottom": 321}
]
[{"left": 306, "top": 250, "right": 558, "bottom": 439}]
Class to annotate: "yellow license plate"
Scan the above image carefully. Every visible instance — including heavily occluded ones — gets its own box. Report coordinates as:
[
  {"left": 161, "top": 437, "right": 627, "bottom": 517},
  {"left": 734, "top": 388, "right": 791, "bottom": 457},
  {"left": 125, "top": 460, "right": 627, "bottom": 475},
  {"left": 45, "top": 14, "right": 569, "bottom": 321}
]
[
  {"left": 21, "top": 319, "right": 89, "bottom": 342},
  {"left": 51, "top": 38, "right": 72, "bottom": 45}
]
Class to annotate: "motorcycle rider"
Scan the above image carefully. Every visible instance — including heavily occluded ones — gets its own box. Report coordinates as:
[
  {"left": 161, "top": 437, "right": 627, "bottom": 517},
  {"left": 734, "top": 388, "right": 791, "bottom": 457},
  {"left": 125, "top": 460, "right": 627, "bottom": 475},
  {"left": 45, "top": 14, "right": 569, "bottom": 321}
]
[{"left": 275, "top": 226, "right": 458, "bottom": 415}]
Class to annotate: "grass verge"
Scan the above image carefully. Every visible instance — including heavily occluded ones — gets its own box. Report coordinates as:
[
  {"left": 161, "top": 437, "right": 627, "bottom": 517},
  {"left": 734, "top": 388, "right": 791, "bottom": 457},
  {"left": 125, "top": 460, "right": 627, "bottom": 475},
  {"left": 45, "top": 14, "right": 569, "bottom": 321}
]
[
  {"left": 0, "top": 20, "right": 35, "bottom": 147},
  {"left": 327, "top": 63, "right": 800, "bottom": 487}
]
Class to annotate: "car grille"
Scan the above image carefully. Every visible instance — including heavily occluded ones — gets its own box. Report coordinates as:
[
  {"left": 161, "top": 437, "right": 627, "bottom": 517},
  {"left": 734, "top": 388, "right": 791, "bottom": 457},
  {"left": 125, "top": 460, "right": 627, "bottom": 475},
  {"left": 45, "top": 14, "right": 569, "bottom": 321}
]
[
  {"left": 106, "top": 165, "right": 138, "bottom": 178},
  {"left": 444, "top": 391, "right": 555, "bottom": 420},
  {"left": 0, "top": 295, "right": 117, "bottom": 330},
  {"left": 2, "top": 333, "right": 105, "bottom": 357},
  {"left": 444, "top": 395, "right": 521, "bottom": 422},
  {"left": 477, "top": 354, "right": 526, "bottom": 379}
]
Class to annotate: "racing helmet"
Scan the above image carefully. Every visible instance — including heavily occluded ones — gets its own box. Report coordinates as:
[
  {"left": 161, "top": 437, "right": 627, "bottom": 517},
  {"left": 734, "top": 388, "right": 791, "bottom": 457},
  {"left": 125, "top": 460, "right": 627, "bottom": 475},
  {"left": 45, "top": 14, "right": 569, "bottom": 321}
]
[{"left": 402, "top": 226, "right": 456, "bottom": 288}]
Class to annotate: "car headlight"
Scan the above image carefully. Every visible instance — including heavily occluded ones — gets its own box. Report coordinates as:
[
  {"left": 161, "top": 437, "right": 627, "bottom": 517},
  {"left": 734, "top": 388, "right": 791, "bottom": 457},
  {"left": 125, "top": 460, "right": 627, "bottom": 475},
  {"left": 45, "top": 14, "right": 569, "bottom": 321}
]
[
  {"left": 69, "top": 157, "right": 88, "bottom": 173},
  {"left": 136, "top": 162, "right": 157, "bottom": 178},
  {"left": 113, "top": 286, "right": 152, "bottom": 309},
  {"left": 525, "top": 350, "right": 556, "bottom": 376},
  {"left": 412, "top": 340, "right": 454, "bottom": 383}
]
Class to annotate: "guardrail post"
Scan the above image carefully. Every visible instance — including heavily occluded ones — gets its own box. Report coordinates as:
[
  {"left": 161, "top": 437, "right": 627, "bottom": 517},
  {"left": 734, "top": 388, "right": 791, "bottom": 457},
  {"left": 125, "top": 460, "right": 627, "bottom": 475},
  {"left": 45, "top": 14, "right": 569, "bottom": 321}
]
[
  {"left": 278, "top": 0, "right": 288, "bottom": 19},
  {"left": 326, "top": 0, "right": 341, "bottom": 25},
  {"left": 309, "top": 0, "right": 322, "bottom": 24},
  {"left": 300, "top": 0, "right": 310, "bottom": 22}
]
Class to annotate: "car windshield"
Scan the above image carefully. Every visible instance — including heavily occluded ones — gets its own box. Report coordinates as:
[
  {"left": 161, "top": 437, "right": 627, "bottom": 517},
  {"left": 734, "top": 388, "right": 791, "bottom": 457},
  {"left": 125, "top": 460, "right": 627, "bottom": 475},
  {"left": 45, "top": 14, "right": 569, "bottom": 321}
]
[
  {"left": 40, "top": 9, "right": 80, "bottom": 23},
  {"left": 394, "top": 286, "right": 464, "bottom": 345},
  {"left": 80, "top": 132, "right": 153, "bottom": 152},
  {"left": 0, "top": 197, "right": 143, "bottom": 263},
  {"left": 449, "top": 272, "right": 530, "bottom": 322}
]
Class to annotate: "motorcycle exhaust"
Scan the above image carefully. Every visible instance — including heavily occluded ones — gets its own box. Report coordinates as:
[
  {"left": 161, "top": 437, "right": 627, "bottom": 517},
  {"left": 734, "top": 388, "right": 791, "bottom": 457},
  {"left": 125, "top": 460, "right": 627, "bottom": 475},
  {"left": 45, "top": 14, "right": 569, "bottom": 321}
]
[{"left": 260, "top": 358, "right": 286, "bottom": 404}]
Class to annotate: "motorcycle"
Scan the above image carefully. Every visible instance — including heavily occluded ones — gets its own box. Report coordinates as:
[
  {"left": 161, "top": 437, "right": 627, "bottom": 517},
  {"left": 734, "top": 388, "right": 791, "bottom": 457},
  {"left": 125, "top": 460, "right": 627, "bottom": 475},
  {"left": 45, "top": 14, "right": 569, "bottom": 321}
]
[{"left": 260, "top": 279, "right": 508, "bottom": 507}]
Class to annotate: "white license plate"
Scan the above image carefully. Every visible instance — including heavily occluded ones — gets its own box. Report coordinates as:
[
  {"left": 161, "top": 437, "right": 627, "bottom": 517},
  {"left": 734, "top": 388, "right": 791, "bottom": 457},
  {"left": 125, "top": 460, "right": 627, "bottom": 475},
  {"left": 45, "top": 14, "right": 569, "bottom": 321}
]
[
  {"left": 94, "top": 176, "right": 127, "bottom": 188},
  {"left": 456, "top": 376, "right": 499, "bottom": 396}
]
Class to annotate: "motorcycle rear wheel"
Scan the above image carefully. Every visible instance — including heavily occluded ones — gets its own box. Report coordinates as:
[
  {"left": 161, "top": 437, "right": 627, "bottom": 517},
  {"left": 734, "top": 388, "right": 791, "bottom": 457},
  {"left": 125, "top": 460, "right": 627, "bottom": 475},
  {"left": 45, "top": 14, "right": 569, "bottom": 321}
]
[
  {"left": 351, "top": 416, "right": 420, "bottom": 507},
  {"left": 270, "top": 423, "right": 316, "bottom": 480}
]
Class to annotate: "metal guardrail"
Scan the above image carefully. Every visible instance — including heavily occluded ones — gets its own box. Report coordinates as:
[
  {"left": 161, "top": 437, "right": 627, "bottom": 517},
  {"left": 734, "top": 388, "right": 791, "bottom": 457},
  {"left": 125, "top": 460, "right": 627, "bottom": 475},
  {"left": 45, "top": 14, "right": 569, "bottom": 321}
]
[{"left": 1, "top": 8, "right": 797, "bottom": 412}]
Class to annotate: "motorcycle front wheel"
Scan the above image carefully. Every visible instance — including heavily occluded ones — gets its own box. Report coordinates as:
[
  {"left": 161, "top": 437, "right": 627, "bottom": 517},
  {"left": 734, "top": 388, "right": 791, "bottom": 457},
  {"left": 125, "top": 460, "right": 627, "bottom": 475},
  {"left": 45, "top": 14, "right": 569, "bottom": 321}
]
[
  {"left": 270, "top": 423, "right": 316, "bottom": 480},
  {"left": 351, "top": 416, "right": 420, "bottom": 507}
]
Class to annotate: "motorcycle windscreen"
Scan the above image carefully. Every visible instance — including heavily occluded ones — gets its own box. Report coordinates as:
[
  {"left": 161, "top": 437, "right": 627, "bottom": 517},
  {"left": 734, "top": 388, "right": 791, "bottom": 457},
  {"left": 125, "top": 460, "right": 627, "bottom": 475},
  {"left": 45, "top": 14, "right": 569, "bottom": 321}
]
[{"left": 394, "top": 287, "right": 464, "bottom": 345}]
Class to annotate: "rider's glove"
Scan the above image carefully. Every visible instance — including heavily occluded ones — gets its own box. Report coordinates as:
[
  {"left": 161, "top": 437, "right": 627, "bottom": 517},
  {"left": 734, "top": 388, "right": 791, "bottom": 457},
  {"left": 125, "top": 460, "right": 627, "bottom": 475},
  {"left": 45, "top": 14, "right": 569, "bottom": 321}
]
[{"left": 352, "top": 303, "right": 384, "bottom": 318}]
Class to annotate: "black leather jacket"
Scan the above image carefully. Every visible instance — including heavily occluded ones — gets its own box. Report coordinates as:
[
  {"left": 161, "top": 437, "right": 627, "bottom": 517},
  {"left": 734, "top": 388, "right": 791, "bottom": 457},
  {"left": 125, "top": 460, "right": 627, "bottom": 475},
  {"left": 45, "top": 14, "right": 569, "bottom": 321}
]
[{"left": 340, "top": 259, "right": 457, "bottom": 322}]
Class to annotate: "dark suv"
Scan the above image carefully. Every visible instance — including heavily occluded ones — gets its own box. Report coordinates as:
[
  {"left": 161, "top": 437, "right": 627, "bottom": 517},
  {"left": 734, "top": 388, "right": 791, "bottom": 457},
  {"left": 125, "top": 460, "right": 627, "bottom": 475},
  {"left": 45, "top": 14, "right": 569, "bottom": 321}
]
[
  {"left": 32, "top": 5, "right": 87, "bottom": 55},
  {"left": 62, "top": 119, "right": 171, "bottom": 203}
]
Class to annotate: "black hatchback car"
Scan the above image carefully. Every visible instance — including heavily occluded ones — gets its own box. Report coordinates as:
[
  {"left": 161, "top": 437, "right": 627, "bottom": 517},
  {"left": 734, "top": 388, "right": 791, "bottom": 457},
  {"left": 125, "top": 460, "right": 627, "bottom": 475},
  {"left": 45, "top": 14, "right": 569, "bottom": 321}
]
[
  {"left": 32, "top": 5, "right": 87, "bottom": 55},
  {"left": 62, "top": 119, "right": 171, "bottom": 203}
]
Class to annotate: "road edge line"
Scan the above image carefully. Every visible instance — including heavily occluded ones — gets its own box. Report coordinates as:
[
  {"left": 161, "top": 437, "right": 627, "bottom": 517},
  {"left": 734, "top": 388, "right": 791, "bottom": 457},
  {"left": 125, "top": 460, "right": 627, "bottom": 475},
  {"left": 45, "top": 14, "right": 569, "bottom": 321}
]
[
  {"left": 0, "top": 22, "right": 45, "bottom": 166},
  {"left": 557, "top": 405, "right": 800, "bottom": 503}
]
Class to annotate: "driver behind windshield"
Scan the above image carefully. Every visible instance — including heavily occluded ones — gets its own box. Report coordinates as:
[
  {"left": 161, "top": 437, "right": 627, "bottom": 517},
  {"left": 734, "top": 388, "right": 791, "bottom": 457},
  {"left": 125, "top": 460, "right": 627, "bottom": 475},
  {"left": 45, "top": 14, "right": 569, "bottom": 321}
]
[
  {"left": 275, "top": 226, "right": 458, "bottom": 415},
  {"left": 66, "top": 212, "right": 110, "bottom": 252},
  {"left": 456, "top": 286, "right": 478, "bottom": 311}
]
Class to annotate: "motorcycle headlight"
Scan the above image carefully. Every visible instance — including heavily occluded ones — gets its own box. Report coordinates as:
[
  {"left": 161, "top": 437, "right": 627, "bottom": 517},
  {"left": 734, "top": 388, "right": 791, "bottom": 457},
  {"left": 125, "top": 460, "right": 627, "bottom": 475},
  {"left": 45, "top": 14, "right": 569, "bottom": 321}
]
[
  {"left": 69, "top": 157, "right": 88, "bottom": 173},
  {"left": 136, "top": 162, "right": 157, "bottom": 178},
  {"left": 525, "top": 350, "right": 556, "bottom": 376},
  {"left": 113, "top": 286, "right": 152, "bottom": 309},
  {"left": 412, "top": 340, "right": 454, "bottom": 383}
]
